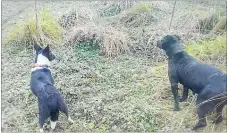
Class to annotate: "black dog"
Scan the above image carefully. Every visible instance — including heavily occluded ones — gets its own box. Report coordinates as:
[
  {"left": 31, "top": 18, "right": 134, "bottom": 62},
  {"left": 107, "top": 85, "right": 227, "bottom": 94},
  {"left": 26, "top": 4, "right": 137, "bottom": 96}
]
[
  {"left": 30, "top": 44, "right": 73, "bottom": 132},
  {"left": 157, "top": 35, "right": 227, "bottom": 130}
]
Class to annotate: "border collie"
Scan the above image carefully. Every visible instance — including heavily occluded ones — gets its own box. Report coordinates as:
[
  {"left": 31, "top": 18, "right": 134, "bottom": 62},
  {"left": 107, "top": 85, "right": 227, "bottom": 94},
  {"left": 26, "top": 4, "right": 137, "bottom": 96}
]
[{"left": 30, "top": 44, "right": 73, "bottom": 132}]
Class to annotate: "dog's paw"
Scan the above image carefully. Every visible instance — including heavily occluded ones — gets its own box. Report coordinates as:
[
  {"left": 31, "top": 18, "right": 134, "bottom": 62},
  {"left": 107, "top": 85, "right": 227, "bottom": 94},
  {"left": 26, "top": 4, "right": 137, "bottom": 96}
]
[
  {"left": 40, "top": 128, "right": 44, "bottom": 133},
  {"left": 51, "top": 121, "right": 57, "bottom": 129},
  {"left": 192, "top": 122, "right": 206, "bottom": 130}
]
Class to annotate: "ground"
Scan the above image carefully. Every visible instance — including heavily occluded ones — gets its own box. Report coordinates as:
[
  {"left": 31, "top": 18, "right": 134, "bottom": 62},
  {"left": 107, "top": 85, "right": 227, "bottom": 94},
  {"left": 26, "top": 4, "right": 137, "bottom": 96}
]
[{"left": 1, "top": 1, "right": 226, "bottom": 132}]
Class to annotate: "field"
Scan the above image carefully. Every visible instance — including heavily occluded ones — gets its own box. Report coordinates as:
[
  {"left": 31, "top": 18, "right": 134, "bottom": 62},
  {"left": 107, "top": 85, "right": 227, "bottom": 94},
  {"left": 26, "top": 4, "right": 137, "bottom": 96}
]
[{"left": 1, "top": 1, "right": 226, "bottom": 132}]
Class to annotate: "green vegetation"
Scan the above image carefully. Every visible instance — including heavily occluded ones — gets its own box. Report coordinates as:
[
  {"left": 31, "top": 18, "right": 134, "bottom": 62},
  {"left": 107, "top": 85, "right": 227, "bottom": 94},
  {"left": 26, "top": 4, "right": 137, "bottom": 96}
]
[
  {"left": 5, "top": 9, "right": 63, "bottom": 47},
  {"left": 118, "top": 2, "right": 154, "bottom": 27},
  {"left": 185, "top": 36, "right": 226, "bottom": 58},
  {"left": 128, "top": 2, "right": 152, "bottom": 13}
]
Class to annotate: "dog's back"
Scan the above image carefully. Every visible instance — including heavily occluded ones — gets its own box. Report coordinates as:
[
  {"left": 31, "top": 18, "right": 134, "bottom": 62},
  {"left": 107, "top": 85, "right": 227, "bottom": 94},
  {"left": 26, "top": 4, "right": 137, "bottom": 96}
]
[{"left": 172, "top": 52, "right": 227, "bottom": 94}]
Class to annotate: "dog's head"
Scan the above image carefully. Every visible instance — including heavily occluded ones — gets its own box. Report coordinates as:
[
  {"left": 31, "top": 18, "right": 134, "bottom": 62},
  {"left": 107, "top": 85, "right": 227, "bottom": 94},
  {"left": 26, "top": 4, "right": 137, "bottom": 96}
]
[
  {"left": 157, "top": 35, "right": 184, "bottom": 57},
  {"left": 34, "top": 44, "right": 55, "bottom": 66}
]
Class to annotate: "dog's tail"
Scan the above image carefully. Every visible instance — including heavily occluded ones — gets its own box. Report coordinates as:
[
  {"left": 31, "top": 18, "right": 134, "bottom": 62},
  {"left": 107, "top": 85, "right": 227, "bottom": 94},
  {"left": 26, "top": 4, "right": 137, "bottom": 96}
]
[{"left": 58, "top": 96, "right": 69, "bottom": 118}]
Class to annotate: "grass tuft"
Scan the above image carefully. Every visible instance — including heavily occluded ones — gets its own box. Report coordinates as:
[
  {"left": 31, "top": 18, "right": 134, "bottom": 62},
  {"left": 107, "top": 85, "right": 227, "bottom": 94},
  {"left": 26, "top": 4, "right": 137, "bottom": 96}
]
[{"left": 4, "top": 8, "right": 63, "bottom": 47}]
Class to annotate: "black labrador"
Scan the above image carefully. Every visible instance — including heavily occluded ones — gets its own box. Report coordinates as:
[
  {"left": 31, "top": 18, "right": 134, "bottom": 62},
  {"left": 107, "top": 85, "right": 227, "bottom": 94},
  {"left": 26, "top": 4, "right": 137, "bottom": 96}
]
[{"left": 157, "top": 35, "right": 227, "bottom": 130}]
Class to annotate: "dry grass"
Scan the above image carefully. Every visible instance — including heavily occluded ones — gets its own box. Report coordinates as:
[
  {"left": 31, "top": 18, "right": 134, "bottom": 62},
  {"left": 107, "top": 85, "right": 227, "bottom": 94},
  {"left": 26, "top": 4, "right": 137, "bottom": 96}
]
[
  {"left": 59, "top": 7, "right": 99, "bottom": 30},
  {"left": 64, "top": 23, "right": 130, "bottom": 57}
]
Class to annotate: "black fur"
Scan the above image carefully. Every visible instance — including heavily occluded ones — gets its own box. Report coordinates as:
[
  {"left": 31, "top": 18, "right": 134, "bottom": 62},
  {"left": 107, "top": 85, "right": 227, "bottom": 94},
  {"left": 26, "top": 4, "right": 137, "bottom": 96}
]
[
  {"left": 30, "top": 44, "right": 69, "bottom": 129},
  {"left": 157, "top": 35, "right": 227, "bottom": 130}
]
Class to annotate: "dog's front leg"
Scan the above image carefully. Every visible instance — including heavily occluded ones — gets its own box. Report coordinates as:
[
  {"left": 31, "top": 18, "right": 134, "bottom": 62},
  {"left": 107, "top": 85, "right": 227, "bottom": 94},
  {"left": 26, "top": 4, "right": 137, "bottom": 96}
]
[
  {"left": 178, "top": 86, "right": 189, "bottom": 102},
  {"left": 168, "top": 65, "right": 180, "bottom": 111},
  {"left": 171, "top": 83, "right": 180, "bottom": 111}
]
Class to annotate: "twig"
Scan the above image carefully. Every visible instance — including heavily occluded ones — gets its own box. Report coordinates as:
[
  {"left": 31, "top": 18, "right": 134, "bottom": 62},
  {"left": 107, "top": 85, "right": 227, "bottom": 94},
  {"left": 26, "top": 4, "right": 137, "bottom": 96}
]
[
  {"left": 169, "top": 1, "right": 177, "bottom": 31},
  {"left": 35, "top": 0, "right": 39, "bottom": 43}
]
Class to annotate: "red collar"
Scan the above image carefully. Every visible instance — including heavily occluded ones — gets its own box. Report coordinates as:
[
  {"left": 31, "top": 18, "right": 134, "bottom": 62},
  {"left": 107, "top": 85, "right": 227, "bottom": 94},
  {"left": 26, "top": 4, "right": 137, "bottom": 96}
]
[{"left": 34, "top": 64, "right": 50, "bottom": 68}]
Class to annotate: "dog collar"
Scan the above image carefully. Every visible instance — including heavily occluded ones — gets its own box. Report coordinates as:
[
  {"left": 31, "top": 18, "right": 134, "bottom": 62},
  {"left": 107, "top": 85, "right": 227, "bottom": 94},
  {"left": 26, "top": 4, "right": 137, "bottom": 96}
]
[
  {"left": 31, "top": 64, "right": 50, "bottom": 72},
  {"left": 34, "top": 64, "right": 50, "bottom": 68}
]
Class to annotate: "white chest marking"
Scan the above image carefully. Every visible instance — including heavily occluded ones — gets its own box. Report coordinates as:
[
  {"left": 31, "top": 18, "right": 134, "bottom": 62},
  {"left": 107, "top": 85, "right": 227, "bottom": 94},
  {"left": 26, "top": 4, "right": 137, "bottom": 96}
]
[
  {"left": 36, "top": 54, "right": 51, "bottom": 66},
  {"left": 31, "top": 54, "right": 51, "bottom": 72}
]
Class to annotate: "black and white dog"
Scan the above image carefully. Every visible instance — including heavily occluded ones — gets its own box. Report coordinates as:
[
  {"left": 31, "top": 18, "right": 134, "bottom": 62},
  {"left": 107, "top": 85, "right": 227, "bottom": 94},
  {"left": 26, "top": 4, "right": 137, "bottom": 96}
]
[
  {"left": 157, "top": 35, "right": 227, "bottom": 130},
  {"left": 30, "top": 44, "right": 73, "bottom": 132}
]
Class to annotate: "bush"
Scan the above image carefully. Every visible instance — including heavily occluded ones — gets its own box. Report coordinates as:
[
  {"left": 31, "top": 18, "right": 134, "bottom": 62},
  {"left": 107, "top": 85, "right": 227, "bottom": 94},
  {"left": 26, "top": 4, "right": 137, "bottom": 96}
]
[
  {"left": 59, "top": 8, "right": 99, "bottom": 29},
  {"left": 64, "top": 24, "right": 129, "bottom": 57},
  {"left": 5, "top": 9, "right": 63, "bottom": 47},
  {"left": 117, "top": 2, "right": 155, "bottom": 27},
  {"left": 185, "top": 36, "right": 226, "bottom": 58}
]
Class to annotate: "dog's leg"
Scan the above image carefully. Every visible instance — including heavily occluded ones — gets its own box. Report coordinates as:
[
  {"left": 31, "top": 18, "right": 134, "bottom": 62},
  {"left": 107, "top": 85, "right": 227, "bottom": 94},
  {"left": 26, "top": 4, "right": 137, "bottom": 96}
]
[
  {"left": 213, "top": 101, "right": 226, "bottom": 124},
  {"left": 169, "top": 72, "right": 180, "bottom": 111},
  {"left": 39, "top": 115, "right": 45, "bottom": 133},
  {"left": 50, "top": 111, "right": 59, "bottom": 129},
  {"left": 171, "top": 83, "right": 180, "bottom": 111},
  {"left": 192, "top": 107, "right": 208, "bottom": 130},
  {"left": 178, "top": 86, "right": 189, "bottom": 102},
  {"left": 192, "top": 98, "right": 210, "bottom": 130},
  {"left": 38, "top": 101, "right": 49, "bottom": 133}
]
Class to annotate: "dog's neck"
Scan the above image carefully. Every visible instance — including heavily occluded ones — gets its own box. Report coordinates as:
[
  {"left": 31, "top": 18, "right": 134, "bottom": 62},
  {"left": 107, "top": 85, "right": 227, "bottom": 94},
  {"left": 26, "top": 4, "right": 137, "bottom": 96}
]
[
  {"left": 31, "top": 54, "right": 51, "bottom": 72},
  {"left": 166, "top": 43, "right": 185, "bottom": 59}
]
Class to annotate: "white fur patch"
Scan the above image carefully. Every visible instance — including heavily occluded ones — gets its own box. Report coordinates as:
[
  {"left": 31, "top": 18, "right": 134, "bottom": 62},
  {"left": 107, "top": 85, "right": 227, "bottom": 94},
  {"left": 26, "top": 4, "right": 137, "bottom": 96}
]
[
  {"left": 40, "top": 128, "right": 44, "bottom": 132},
  {"left": 31, "top": 54, "right": 51, "bottom": 72},
  {"left": 68, "top": 116, "right": 74, "bottom": 123},
  {"left": 36, "top": 54, "right": 51, "bottom": 66},
  {"left": 51, "top": 121, "right": 57, "bottom": 129}
]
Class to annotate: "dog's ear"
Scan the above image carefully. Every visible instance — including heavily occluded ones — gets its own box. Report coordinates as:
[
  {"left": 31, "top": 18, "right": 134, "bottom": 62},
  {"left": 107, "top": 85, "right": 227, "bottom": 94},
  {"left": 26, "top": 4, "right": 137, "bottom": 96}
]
[
  {"left": 43, "top": 45, "right": 50, "bottom": 52},
  {"left": 34, "top": 43, "right": 42, "bottom": 52},
  {"left": 173, "top": 35, "right": 180, "bottom": 41}
]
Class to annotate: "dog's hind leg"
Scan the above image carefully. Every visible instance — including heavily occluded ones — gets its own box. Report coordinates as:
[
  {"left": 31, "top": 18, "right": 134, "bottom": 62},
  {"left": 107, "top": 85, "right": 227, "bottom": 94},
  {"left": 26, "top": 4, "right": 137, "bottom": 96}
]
[
  {"left": 192, "top": 96, "right": 215, "bottom": 130},
  {"left": 213, "top": 100, "right": 227, "bottom": 124},
  {"left": 192, "top": 106, "right": 208, "bottom": 130},
  {"left": 50, "top": 111, "right": 59, "bottom": 129},
  {"left": 39, "top": 113, "right": 48, "bottom": 132},
  {"left": 38, "top": 99, "right": 50, "bottom": 132}
]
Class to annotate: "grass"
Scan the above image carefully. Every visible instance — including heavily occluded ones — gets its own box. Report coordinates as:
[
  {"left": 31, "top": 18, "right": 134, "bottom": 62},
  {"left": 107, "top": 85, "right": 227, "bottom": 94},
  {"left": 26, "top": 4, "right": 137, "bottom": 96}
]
[
  {"left": 185, "top": 36, "right": 226, "bottom": 59},
  {"left": 2, "top": 1, "right": 227, "bottom": 132},
  {"left": 4, "top": 8, "right": 63, "bottom": 47},
  {"left": 2, "top": 42, "right": 226, "bottom": 132}
]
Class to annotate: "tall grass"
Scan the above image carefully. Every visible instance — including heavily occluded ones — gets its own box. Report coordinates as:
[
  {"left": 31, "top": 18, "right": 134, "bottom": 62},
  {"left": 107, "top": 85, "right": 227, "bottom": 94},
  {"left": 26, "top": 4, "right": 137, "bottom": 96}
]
[{"left": 4, "top": 9, "right": 63, "bottom": 47}]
